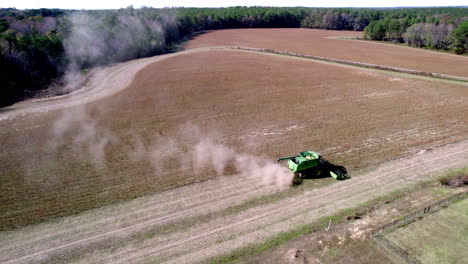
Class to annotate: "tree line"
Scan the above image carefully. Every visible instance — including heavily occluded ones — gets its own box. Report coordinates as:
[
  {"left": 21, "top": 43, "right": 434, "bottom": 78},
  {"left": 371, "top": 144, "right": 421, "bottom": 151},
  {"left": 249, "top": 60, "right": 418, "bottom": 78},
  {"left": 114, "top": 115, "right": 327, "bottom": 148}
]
[
  {"left": 0, "top": 6, "right": 467, "bottom": 107},
  {"left": 363, "top": 16, "right": 467, "bottom": 52}
]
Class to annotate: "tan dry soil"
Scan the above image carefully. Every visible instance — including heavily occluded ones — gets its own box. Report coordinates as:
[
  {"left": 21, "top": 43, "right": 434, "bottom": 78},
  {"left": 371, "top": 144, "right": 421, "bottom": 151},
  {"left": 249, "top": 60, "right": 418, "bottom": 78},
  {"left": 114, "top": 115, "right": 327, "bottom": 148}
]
[
  {"left": 2, "top": 48, "right": 465, "bottom": 232},
  {"left": 0, "top": 47, "right": 224, "bottom": 122},
  {"left": 0, "top": 140, "right": 466, "bottom": 264},
  {"left": 2, "top": 40, "right": 467, "bottom": 123},
  {"left": 185, "top": 28, "right": 468, "bottom": 77},
  {"left": 1, "top": 30, "right": 467, "bottom": 263}
]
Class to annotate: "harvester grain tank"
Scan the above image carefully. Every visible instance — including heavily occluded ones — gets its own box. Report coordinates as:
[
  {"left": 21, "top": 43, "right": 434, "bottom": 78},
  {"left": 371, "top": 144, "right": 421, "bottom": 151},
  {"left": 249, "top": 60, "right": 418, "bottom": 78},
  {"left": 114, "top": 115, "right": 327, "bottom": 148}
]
[{"left": 277, "top": 151, "right": 349, "bottom": 185}]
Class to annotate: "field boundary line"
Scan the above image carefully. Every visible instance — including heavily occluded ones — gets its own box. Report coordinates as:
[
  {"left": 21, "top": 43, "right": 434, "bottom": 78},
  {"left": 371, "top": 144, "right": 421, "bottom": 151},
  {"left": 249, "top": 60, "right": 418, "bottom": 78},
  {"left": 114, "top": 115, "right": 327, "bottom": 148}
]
[
  {"left": 371, "top": 190, "right": 468, "bottom": 264},
  {"left": 374, "top": 236, "right": 422, "bottom": 264},
  {"left": 349, "top": 37, "right": 467, "bottom": 59},
  {"left": 371, "top": 190, "right": 467, "bottom": 237},
  {"left": 229, "top": 46, "right": 468, "bottom": 83},
  {"left": 2, "top": 45, "right": 466, "bottom": 123}
]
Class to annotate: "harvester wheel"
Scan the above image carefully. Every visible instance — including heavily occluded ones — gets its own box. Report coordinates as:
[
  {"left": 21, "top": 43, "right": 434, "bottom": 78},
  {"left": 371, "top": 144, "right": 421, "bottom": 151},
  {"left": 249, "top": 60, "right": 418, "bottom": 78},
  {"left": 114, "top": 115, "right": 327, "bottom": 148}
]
[{"left": 292, "top": 173, "right": 303, "bottom": 185}]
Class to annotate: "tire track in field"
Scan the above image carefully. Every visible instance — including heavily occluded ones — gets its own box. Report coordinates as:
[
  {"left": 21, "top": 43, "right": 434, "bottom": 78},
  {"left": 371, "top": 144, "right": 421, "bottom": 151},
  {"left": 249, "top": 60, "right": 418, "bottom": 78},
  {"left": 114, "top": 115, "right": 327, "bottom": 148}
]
[
  {"left": 5, "top": 115, "right": 458, "bottom": 254},
  {"left": 107, "top": 132, "right": 468, "bottom": 262},
  {"left": 0, "top": 174, "right": 254, "bottom": 246},
  {"left": 115, "top": 141, "right": 467, "bottom": 264},
  {"left": 166, "top": 158, "right": 463, "bottom": 264},
  {"left": 6, "top": 121, "right": 458, "bottom": 257},
  {"left": 1, "top": 141, "right": 466, "bottom": 264},
  {"left": 3, "top": 139, "right": 461, "bottom": 264},
  {"left": 0, "top": 175, "right": 280, "bottom": 263}
]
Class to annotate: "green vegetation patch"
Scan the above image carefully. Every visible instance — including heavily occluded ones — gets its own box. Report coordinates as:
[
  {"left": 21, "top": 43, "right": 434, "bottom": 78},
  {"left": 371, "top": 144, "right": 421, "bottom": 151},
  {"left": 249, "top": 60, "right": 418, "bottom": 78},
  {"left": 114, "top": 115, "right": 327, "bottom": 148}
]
[{"left": 385, "top": 198, "right": 468, "bottom": 264}]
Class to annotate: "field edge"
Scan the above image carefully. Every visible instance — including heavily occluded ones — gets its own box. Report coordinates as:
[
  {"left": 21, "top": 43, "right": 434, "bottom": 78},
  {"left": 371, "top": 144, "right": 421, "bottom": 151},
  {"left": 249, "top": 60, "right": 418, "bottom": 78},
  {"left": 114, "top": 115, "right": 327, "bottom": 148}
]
[{"left": 205, "top": 167, "right": 468, "bottom": 264}]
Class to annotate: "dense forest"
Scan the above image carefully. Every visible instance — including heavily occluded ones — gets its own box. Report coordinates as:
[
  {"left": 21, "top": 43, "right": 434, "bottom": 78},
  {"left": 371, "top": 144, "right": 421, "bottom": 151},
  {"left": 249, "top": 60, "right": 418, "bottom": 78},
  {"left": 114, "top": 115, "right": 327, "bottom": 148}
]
[{"left": 0, "top": 6, "right": 467, "bottom": 107}]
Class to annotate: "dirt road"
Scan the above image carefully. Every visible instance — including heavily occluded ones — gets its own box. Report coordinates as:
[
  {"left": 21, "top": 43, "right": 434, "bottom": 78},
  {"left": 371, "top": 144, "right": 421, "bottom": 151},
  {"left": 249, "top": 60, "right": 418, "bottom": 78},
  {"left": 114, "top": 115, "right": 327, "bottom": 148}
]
[
  {"left": 0, "top": 47, "right": 223, "bottom": 122},
  {"left": 0, "top": 140, "right": 466, "bottom": 263},
  {"left": 1, "top": 44, "right": 466, "bottom": 123}
]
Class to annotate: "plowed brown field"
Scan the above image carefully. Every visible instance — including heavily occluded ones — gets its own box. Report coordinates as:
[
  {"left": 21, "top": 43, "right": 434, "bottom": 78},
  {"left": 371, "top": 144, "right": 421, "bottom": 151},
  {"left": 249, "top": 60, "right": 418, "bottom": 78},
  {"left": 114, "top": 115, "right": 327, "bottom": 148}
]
[
  {"left": 185, "top": 28, "right": 468, "bottom": 77},
  {"left": 1, "top": 48, "right": 467, "bottom": 232}
]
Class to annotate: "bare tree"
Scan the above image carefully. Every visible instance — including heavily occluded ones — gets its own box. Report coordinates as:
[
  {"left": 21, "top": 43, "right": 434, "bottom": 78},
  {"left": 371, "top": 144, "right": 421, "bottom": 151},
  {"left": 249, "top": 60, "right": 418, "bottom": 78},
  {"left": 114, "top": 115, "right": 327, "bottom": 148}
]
[
  {"left": 405, "top": 23, "right": 454, "bottom": 49},
  {"left": 404, "top": 23, "right": 427, "bottom": 47}
]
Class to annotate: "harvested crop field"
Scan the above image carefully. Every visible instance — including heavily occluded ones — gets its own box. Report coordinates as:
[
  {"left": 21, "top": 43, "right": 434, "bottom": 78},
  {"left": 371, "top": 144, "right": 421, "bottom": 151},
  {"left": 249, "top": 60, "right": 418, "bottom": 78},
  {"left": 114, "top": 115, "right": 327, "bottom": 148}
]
[
  {"left": 185, "top": 28, "right": 468, "bottom": 77},
  {"left": 1, "top": 47, "right": 467, "bottom": 232},
  {"left": 0, "top": 141, "right": 467, "bottom": 264}
]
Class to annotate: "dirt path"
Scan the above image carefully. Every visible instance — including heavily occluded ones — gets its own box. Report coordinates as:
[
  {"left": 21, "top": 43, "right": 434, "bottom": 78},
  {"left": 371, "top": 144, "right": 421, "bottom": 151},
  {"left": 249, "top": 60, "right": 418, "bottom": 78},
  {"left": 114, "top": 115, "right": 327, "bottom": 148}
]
[
  {"left": 1, "top": 45, "right": 466, "bottom": 123},
  {"left": 0, "top": 140, "right": 466, "bottom": 264},
  {"left": 0, "top": 47, "right": 223, "bottom": 122}
]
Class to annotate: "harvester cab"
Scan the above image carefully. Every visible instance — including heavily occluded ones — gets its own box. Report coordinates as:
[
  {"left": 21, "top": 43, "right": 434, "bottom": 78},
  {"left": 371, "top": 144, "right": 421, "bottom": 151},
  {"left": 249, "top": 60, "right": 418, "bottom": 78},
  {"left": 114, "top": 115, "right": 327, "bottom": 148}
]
[{"left": 277, "top": 151, "right": 349, "bottom": 185}]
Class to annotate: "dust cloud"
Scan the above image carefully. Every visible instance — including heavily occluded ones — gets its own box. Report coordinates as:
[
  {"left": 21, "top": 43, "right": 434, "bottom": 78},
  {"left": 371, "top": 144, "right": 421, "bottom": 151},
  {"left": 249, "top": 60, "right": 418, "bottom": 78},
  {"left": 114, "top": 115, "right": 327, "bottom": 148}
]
[
  {"left": 47, "top": 10, "right": 292, "bottom": 189},
  {"left": 49, "top": 106, "right": 292, "bottom": 190},
  {"left": 60, "top": 11, "right": 175, "bottom": 93},
  {"left": 49, "top": 107, "right": 118, "bottom": 168},
  {"left": 150, "top": 124, "right": 294, "bottom": 190}
]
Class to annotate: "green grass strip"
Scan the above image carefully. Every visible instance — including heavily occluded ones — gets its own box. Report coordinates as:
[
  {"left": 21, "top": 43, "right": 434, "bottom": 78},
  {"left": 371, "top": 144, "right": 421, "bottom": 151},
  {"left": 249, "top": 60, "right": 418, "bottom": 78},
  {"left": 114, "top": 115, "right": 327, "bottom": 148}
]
[{"left": 204, "top": 166, "right": 468, "bottom": 264}]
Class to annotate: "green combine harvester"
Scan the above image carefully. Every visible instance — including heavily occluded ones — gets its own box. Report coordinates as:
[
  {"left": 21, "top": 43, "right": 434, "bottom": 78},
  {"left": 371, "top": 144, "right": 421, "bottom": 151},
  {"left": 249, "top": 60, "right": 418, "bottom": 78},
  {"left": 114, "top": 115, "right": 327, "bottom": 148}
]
[{"left": 277, "top": 151, "right": 349, "bottom": 185}]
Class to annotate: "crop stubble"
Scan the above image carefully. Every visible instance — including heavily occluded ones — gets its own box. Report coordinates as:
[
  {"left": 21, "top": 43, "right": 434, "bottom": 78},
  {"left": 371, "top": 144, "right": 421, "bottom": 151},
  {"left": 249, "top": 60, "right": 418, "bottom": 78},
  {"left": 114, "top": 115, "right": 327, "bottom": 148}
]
[
  {"left": 1, "top": 139, "right": 467, "bottom": 264},
  {"left": 186, "top": 28, "right": 468, "bottom": 77},
  {"left": 0, "top": 45, "right": 467, "bottom": 232}
]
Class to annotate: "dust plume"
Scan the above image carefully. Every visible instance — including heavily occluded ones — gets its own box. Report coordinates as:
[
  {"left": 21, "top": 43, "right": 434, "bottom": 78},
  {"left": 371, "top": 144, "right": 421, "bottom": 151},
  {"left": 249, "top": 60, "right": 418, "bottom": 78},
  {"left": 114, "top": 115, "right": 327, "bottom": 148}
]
[
  {"left": 150, "top": 125, "right": 294, "bottom": 190},
  {"left": 48, "top": 105, "right": 292, "bottom": 190},
  {"left": 49, "top": 106, "right": 118, "bottom": 168},
  {"left": 60, "top": 10, "right": 175, "bottom": 93}
]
